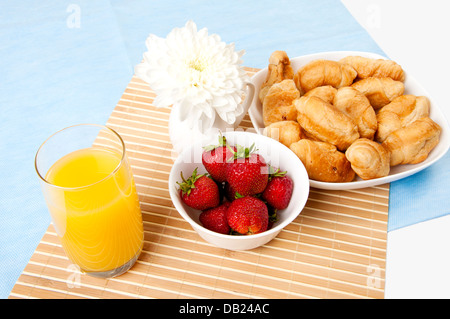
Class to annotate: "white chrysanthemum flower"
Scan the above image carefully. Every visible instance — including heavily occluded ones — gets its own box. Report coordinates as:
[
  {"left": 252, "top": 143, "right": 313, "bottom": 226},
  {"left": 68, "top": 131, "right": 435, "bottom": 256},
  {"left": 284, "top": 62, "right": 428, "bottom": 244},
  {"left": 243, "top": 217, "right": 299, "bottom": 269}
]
[{"left": 135, "top": 20, "right": 249, "bottom": 131}]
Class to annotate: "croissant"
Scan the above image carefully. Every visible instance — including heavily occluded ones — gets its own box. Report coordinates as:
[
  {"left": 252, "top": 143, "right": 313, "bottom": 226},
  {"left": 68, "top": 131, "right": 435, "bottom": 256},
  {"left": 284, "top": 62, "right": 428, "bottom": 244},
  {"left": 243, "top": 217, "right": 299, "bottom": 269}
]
[
  {"left": 259, "top": 51, "right": 294, "bottom": 103},
  {"left": 351, "top": 77, "right": 404, "bottom": 109},
  {"left": 375, "top": 95, "right": 430, "bottom": 142},
  {"left": 382, "top": 117, "right": 441, "bottom": 166},
  {"left": 333, "top": 87, "right": 377, "bottom": 140},
  {"left": 293, "top": 59, "right": 357, "bottom": 94},
  {"left": 345, "top": 138, "right": 390, "bottom": 180},
  {"left": 263, "top": 120, "right": 303, "bottom": 147},
  {"left": 339, "top": 56, "right": 405, "bottom": 82},
  {"left": 303, "top": 85, "right": 337, "bottom": 104},
  {"left": 262, "top": 79, "right": 299, "bottom": 126},
  {"left": 290, "top": 139, "right": 355, "bottom": 183},
  {"left": 294, "top": 96, "right": 360, "bottom": 151}
]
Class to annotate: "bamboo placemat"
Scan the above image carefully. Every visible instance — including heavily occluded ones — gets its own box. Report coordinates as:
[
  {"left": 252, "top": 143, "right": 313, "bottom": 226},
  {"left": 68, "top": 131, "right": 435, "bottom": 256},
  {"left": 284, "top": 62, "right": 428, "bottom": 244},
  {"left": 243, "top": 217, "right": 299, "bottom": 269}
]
[{"left": 9, "top": 68, "right": 389, "bottom": 299}]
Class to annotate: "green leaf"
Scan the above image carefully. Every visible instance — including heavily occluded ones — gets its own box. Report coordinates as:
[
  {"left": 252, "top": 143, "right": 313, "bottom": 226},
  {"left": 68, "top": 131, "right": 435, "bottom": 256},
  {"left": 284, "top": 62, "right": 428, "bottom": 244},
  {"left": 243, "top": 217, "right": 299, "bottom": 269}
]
[
  {"left": 234, "top": 192, "right": 244, "bottom": 199},
  {"left": 202, "top": 133, "right": 227, "bottom": 152},
  {"left": 269, "top": 210, "right": 278, "bottom": 223},
  {"left": 176, "top": 167, "right": 204, "bottom": 196},
  {"left": 267, "top": 165, "right": 287, "bottom": 181},
  {"left": 229, "top": 142, "right": 259, "bottom": 160}
]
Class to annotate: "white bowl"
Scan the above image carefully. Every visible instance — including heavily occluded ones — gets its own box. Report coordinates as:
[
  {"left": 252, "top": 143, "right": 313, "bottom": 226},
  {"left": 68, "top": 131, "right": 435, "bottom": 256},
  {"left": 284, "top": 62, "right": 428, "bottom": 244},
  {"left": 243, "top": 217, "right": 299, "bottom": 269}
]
[
  {"left": 168, "top": 131, "right": 310, "bottom": 251},
  {"left": 248, "top": 51, "right": 450, "bottom": 190}
]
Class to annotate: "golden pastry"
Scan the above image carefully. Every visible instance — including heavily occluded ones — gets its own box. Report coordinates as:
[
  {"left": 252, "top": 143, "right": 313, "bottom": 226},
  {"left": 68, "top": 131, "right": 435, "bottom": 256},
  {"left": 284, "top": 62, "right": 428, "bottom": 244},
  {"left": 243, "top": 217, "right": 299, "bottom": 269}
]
[
  {"left": 294, "top": 96, "right": 360, "bottom": 151},
  {"left": 293, "top": 59, "right": 357, "bottom": 94},
  {"left": 345, "top": 138, "right": 390, "bottom": 180},
  {"left": 303, "top": 85, "right": 337, "bottom": 104},
  {"left": 290, "top": 139, "right": 355, "bottom": 183},
  {"left": 259, "top": 51, "right": 294, "bottom": 103},
  {"left": 333, "top": 86, "right": 377, "bottom": 140},
  {"left": 351, "top": 77, "right": 404, "bottom": 109},
  {"left": 382, "top": 117, "right": 441, "bottom": 166},
  {"left": 263, "top": 120, "right": 303, "bottom": 147},
  {"left": 339, "top": 56, "right": 405, "bottom": 81},
  {"left": 262, "top": 79, "right": 299, "bottom": 126},
  {"left": 375, "top": 95, "right": 430, "bottom": 142}
]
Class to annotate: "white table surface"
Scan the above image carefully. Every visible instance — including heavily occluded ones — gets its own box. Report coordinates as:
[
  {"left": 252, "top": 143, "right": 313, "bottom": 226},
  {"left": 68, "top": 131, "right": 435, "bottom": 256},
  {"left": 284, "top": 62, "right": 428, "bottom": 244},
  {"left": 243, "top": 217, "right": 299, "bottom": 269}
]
[{"left": 343, "top": 0, "right": 450, "bottom": 299}]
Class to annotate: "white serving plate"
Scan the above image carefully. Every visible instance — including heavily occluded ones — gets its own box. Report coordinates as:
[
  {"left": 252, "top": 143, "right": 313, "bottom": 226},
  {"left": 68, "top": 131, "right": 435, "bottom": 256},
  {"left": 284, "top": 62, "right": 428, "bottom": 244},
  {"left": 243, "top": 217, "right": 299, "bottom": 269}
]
[{"left": 248, "top": 51, "right": 450, "bottom": 190}]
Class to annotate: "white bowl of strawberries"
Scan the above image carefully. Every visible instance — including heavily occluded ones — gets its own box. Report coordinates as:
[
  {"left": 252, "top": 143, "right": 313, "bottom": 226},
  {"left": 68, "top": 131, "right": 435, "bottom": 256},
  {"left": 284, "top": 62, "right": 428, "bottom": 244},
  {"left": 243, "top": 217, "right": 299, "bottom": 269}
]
[{"left": 168, "top": 131, "right": 310, "bottom": 251}]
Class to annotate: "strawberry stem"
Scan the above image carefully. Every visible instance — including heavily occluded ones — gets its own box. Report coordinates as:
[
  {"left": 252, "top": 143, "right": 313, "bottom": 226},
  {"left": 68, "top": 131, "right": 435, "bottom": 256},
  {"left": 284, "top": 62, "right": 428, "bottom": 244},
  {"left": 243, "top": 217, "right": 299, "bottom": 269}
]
[
  {"left": 177, "top": 168, "right": 204, "bottom": 196},
  {"left": 228, "top": 143, "right": 258, "bottom": 161},
  {"left": 203, "top": 133, "right": 227, "bottom": 152},
  {"left": 269, "top": 210, "right": 278, "bottom": 223},
  {"left": 268, "top": 165, "right": 287, "bottom": 180},
  {"left": 234, "top": 192, "right": 244, "bottom": 199}
]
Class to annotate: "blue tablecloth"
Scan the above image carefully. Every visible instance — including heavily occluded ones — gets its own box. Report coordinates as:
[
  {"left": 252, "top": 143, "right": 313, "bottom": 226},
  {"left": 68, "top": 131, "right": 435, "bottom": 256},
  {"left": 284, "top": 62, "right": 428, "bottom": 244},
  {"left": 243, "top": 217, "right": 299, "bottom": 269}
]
[{"left": 1, "top": 0, "right": 448, "bottom": 298}]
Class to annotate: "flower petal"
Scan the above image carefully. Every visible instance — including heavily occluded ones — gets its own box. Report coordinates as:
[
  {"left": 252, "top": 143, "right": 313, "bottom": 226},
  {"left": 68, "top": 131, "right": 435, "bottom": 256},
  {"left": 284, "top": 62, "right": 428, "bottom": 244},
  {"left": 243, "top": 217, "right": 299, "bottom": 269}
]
[{"left": 135, "top": 19, "right": 249, "bottom": 129}]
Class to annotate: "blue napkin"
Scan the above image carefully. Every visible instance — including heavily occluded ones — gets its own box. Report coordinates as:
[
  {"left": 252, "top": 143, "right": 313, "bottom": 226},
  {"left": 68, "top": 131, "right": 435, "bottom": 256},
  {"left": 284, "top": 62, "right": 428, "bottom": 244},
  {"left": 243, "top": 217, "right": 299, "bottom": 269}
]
[
  {"left": 110, "top": 0, "right": 384, "bottom": 69},
  {"left": 0, "top": 0, "right": 133, "bottom": 298},
  {"left": 388, "top": 151, "right": 450, "bottom": 231}
]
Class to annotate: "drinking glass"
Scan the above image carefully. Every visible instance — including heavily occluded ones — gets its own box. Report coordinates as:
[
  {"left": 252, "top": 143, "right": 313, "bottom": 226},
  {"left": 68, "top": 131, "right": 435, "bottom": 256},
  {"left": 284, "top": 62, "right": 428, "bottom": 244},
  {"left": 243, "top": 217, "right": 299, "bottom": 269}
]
[{"left": 35, "top": 124, "right": 144, "bottom": 278}]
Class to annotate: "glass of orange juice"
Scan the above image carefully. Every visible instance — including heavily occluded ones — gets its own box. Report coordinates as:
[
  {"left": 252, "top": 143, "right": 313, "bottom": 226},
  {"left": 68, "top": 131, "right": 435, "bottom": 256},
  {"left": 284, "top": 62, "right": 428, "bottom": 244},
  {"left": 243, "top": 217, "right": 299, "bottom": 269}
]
[{"left": 35, "top": 124, "right": 144, "bottom": 278}]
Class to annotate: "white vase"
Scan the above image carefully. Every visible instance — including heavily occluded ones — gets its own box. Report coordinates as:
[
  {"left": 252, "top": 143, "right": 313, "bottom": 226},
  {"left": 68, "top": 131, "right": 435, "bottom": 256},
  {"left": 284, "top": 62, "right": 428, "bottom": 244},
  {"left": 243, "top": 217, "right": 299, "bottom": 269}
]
[{"left": 168, "top": 82, "right": 255, "bottom": 154}]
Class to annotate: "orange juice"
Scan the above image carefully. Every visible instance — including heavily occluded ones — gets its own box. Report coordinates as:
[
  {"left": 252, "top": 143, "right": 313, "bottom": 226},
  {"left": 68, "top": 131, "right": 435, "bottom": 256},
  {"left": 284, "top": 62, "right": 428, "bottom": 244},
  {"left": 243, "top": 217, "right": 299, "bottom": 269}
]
[{"left": 44, "top": 147, "right": 143, "bottom": 274}]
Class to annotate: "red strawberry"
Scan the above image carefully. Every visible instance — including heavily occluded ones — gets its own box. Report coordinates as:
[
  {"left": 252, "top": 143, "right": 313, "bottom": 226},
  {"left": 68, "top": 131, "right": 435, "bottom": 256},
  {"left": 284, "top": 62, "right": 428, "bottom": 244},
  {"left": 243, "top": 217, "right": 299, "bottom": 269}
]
[
  {"left": 177, "top": 168, "right": 220, "bottom": 210},
  {"left": 199, "top": 201, "right": 231, "bottom": 234},
  {"left": 202, "top": 135, "right": 236, "bottom": 183},
  {"left": 262, "top": 167, "right": 294, "bottom": 210},
  {"left": 225, "top": 143, "right": 269, "bottom": 197},
  {"left": 226, "top": 196, "right": 268, "bottom": 235}
]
